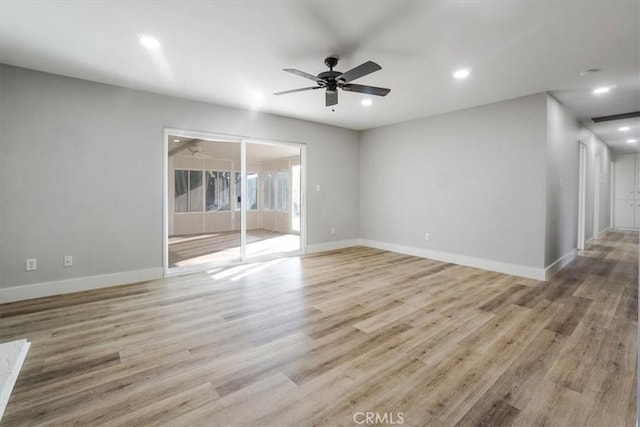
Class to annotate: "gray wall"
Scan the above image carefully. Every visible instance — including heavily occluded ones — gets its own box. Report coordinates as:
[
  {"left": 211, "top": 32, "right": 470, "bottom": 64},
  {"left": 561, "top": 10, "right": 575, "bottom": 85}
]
[
  {"left": 359, "top": 93, "right": 548, "bottom": 269},
  {"left": 545, "top": 95, "right": 580, "bottom": 266},
  {"left": 544, "top": 95, "right": 613, "bottom": 267},
  {"left": 0, "top": 65, "right": 360, "bottom": 289},
  {"left": 0, "top": 64, "right": 615, "bottom": 292}
]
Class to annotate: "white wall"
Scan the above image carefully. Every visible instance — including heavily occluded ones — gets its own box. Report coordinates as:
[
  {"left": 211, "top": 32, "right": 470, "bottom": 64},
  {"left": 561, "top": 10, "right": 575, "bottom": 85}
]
[
  {"left": 0, "top": 65, "right": 360, "bottom": 290},
  {"left": 360, "top": 93, "right": 548, "bottom": 272}
]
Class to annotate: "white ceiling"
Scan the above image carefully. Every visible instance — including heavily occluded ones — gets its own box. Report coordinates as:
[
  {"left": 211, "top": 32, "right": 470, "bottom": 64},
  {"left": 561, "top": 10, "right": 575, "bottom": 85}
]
[{"left": 1, "top": 1, "right": 639, "bottom": 151}]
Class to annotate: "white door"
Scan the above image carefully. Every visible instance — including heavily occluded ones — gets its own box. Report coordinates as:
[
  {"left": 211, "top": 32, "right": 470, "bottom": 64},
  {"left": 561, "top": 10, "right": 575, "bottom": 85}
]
[
  {"left": 615, "top": 200, "right": 636, "bottom": 229},
  {"left": 636, "top": 153, "right": 640, "bottom": 199},
  {"left": 615, "top": 153, "right": 636, "bottom": 199}
]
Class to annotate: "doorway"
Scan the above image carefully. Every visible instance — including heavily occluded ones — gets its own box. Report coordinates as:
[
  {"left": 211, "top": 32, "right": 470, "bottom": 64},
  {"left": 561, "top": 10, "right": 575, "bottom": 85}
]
[
  {"left": 163, "top": 129, "right": 306, "bottom": 274},
  {"left": 577, "top": 142, "right": 587, "bottom": 250}
]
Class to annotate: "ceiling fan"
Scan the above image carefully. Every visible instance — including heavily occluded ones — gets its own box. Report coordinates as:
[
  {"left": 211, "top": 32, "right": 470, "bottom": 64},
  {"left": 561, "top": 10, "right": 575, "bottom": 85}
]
[{"left": 274, "top": 57, "right": 390, "bottom": 107}]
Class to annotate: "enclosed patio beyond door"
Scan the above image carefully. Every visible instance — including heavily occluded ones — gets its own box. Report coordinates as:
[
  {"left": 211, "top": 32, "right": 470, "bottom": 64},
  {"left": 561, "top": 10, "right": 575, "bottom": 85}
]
[
  {"left": 164, "top": 130, "right": 305, "bottom": 274},
  {"left": 245, "top": 141, "right": 302, "bottom": 259}
]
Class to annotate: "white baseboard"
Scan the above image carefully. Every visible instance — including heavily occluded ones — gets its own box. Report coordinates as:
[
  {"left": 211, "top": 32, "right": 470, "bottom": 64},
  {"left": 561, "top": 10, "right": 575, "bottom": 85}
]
[
  {"left": 306, "top": 239, "right": 360, "bottom": 254},
  {"left": 587, "top": 227, "right": 619, "bottom": 243},
  {"left": 358, "top": 239, "right": 546, "bottom": 281},
  {"left": 612, "top": 226, "right": 639, "bottom": 232},
  {"left": 0, "top": 268, "right": 163, "bottom": 303},
  {"left": 1, "top": 237, "right": 558, "bottom": 303},
  {"left": 0, "top": 339, "right": 30, "bottom": 422},
  {"left": 545, "top": 249, "right": 577, "bottom": 280}
]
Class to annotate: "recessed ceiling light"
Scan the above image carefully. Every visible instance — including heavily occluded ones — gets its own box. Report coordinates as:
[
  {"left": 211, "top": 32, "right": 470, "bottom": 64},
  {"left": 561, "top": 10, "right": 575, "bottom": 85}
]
[
  {"left": 627, "top": 139, "right": 637, "bottom": 143},
  {"left": 139, "top": 35, "right": 160, "bottom": 49},
  {"left": 361, "top": 98, "right": 372, "bottom": 106},
  {"left": 619, "top": 126, "right": 631, "bottom": 132},
  {"left": 173, "top": 139, "right": 180, "bottom": 142},
  {"left": 592, "top": 87, "right": 610, "bottom": 94},
  {"left": 249, "top": 91, "right": 265, "bottom": 110},
  {"left": 453, "top": 68, "right": 471, "bottom": 79}
]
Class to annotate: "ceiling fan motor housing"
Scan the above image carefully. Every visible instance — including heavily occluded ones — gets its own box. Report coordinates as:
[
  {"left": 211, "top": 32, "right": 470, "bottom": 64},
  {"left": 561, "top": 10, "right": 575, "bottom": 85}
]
[{"left": 318, "top": 70, "right": 341, "bottom": 93}]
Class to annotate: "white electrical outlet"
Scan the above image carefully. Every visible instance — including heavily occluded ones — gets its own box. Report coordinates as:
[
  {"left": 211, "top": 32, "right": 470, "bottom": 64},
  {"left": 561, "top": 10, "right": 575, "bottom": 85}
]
[
  {"left": 424, "top": 233, "right": 430, "bottom": 241},
  {"left": 331, "top": 227, "right": 336, "bottom": 235},
  {"left": 26, "top": 258, "right": 37, "bottom": 271},
  {"left": 64, "top": 255, "right": 73, "bottom": 267},
  {"left": 316, "top": 184, "right": 321, "bottom": 191}
]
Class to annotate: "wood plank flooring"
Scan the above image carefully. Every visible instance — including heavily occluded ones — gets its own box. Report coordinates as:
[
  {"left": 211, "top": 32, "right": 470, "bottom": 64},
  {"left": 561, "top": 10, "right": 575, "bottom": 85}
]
[
  {"left": 1, "top": 230, "right": 637, "bottom": 426},
  {"left": 169, "top": 229, "right": 297, "bottom": 267}
]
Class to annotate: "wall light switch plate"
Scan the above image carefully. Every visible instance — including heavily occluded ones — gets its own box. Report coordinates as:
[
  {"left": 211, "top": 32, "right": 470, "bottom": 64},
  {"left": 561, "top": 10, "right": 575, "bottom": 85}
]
[
  {"left": 64, "top": 255, "right": 73, "bottom": 267},
  {"left": 26, "top": 258, "right": 37, "bottom": 271}
]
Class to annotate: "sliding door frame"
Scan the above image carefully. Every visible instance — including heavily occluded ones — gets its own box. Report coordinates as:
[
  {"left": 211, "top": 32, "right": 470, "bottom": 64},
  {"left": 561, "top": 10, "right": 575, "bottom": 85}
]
[{"left": 163, "top": 127, "right": 307, "bottom": 277}]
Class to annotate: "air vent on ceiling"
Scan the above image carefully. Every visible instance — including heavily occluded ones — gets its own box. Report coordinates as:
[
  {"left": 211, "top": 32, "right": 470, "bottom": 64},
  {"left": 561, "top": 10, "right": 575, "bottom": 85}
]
[{"left": 591, "top": 111, "right": 640, "bottom": 123}]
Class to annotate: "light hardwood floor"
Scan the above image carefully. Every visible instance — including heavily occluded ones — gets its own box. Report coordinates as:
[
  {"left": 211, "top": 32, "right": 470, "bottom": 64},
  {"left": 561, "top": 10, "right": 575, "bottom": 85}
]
[
  {"left": 169, "top": 229, "right": 299, "bottom": 267},
  {"left": 1, "top": 231, "right": 637, "bottom": 426}
]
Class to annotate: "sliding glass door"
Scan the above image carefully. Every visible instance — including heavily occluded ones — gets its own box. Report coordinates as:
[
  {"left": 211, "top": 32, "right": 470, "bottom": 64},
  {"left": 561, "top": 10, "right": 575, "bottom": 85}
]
[
  {"left": 165, "top": 131, "right": 305, "bottom": 274},
  {"left": 167, "top": 138, "right": 241, "bottom": 268},
  {"left": 245, "top": 141, "right": 302, "bottom": 259}
]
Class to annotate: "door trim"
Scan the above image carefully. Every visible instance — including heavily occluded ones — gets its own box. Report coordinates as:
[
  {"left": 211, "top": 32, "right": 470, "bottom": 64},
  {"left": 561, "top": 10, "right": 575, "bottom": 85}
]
[
  {"left": 593, "top": 153, "right": 601, "bottom": 239},
  {"left": 577, "top": 141, "right": 587, "bottom": 250}
]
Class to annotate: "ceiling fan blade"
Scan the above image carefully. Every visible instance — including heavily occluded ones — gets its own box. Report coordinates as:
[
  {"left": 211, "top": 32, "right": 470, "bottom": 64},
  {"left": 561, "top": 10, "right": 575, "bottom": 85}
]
[
  {"left": 274, "top": 87, "right": 321, "bottom": 96},
  {"left": 338, "top": 61, "right": 381, "bottom": 83},
  {"left": 283, "top": 68, "right": 322, "bottom": 83},
  {"left": 341, "top": 84, "right": 390, "bottom": 96},
  {"left": 326, "top": 90, "right": 338, "bottom": 107}
]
